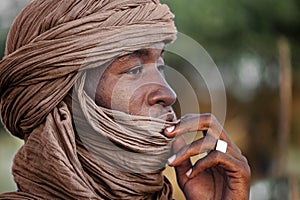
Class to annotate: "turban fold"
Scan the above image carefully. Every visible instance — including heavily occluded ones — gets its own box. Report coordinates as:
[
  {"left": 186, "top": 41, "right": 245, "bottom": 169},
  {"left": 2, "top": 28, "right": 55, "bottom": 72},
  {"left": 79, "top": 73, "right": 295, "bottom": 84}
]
[{"left": 0, "top": 0, "right": 177, "bottom": 139}]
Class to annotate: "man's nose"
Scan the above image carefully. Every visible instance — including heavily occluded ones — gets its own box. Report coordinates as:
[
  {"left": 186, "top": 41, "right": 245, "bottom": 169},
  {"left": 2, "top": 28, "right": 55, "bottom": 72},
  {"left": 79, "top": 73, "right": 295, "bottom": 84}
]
[{"left": 146, "top": 69, "right": 177, "bottom": 107}]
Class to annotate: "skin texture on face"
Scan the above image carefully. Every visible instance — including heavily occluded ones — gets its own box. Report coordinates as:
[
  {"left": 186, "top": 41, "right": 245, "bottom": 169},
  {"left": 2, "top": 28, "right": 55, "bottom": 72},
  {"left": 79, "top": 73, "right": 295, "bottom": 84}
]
[{"left": 85, "top": 43, "right": 177, "bottom": 120}]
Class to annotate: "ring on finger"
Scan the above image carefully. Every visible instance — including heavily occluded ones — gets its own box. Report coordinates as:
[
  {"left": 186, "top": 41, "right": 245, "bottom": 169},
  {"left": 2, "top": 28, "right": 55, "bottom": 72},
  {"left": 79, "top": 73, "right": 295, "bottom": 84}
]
[{"left": 215, "top": 139, "right": 228, "bottom": 153}]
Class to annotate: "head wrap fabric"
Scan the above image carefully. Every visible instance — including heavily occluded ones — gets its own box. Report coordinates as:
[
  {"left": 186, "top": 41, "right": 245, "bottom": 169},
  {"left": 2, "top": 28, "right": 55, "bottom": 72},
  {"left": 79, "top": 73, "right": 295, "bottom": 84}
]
[
  {"left": 1, "top": 100, "right": 174, "bottom": 199},
  {"left": 0, "top": 0, "right": 177, "bottom": 139}
]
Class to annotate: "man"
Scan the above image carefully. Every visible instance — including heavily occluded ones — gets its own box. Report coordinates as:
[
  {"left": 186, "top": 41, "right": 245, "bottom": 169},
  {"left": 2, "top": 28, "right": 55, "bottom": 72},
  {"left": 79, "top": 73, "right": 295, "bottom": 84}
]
[{"left": 0, "top": 0, "right": 250, "bottom": 199}]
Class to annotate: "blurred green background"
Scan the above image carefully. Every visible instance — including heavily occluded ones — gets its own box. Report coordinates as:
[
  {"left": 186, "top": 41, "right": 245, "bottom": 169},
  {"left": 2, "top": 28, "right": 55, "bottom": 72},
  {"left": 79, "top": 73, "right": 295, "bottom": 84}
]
[{"left": 1, "top": 0, "right": 300, "bottom": 199}]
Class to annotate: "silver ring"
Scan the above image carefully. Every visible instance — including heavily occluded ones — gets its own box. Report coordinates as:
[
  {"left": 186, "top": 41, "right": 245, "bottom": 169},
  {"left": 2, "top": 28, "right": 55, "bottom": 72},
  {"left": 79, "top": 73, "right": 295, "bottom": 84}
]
[{"left": 215, "top": 139, "right": 227, "bottom": 153}]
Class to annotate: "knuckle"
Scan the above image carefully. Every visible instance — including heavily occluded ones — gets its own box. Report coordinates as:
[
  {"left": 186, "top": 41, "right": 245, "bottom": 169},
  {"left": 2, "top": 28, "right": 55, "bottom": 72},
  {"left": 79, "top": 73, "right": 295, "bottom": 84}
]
[
  {"left": 202, "top": 113, "right": 212, "bottom": 121},
  {"left": 202, "top": 113, "right": 217, "bottom": 125},
  {"left": 210, "top": 114, "right": 217, "bottom": 121},
  {"left": 240, "top": 154, "right": 249, "bottom": 164},
  {"left": 204, "top": 113, "right": 216, "bottom": 121},
  {"left": 210, "top": 150, "right": 220, "bottom": 160},
  {"left": 242, "top": 162, "right": 252, "bottom": 179},
  {"left": 236, "top": 147, "right": 242, "bottom": 154},
  {"left": 238, "top": 156, "right": 251, "bottom": 178},
  {"left": 211, "top": 115, "right": 219, "bottom": 127}
]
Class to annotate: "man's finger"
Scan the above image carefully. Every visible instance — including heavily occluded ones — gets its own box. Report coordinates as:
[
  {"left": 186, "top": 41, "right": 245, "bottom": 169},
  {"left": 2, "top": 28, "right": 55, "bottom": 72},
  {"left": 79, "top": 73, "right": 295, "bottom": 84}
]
[
  {"left": 169, "top": 136, "right": 192, "bottom": 188},
  {"left": 186, "top": 151, "right": 250, "bottom": 180},
  {"left": 164, "top": 113, "right": 241, "bottom": 153},
  {"left": 164, "top": 113, "right": 213, "bottom": 138},
  {"left": 168, "top": 135, "right": 216, "bottom": 167}
]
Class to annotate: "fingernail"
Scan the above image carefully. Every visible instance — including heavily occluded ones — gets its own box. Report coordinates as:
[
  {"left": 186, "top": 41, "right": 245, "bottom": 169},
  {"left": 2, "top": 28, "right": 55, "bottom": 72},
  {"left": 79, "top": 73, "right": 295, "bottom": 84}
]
[
  {"left": 186, "top": 168, "right": 192, "bottom": 177},
  {"left": 167, "top": 154, "right": 176, "bottom": 164},
  {"left": 166, "top": 126, "right": 175, "bottom": 133}
]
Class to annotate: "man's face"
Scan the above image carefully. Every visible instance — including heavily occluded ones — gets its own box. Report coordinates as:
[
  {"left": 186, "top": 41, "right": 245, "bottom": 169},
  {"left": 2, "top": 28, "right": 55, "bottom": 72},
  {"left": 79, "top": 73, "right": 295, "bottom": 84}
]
[{"left": 85, "top": 43, "right": 177, "bottom": 121}]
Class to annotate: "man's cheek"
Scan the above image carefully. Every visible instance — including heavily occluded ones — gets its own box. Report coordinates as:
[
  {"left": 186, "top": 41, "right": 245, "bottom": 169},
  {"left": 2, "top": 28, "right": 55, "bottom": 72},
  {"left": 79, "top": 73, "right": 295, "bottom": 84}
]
[
  {"left": 128, "top": 96, "right": 148, "bottom": 116},
  {"left": 110, "top": 89, "right": 132, "bottom": 112}
]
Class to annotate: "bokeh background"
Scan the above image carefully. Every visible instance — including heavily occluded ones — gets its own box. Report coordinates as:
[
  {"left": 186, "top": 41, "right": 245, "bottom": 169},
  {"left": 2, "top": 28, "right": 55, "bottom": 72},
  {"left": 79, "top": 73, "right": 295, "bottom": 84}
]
[{"left": 0, "top": 0, "right": 299, "bottom": 199}]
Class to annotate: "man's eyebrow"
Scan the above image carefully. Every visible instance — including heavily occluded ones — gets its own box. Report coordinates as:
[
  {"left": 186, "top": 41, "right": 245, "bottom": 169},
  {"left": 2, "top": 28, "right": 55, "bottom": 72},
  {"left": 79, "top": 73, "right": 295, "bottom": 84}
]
[
  {"left": 131, "top": 48, "right": 165, "bottom": 57},
  {"left": 117, "top": 48, "right": 165, "bottom": 64},
  {"left": 132, "top": 49, "right": 149, "bottom": 57}
]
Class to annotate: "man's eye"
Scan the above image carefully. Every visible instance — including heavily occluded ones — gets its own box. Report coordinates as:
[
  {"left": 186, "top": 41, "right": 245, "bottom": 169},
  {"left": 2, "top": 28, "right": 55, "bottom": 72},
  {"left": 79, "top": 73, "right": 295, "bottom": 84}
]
[{"left": 126, "top": 65, "right": 143, "bottom": 75}]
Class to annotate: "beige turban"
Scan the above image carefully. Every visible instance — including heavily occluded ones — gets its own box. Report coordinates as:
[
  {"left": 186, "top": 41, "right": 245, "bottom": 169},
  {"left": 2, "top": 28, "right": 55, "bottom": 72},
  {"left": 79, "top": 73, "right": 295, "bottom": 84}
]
[
  {"left": 0, "top": 0, "right": 177, "bottom": 199},
  {"left": 0, "top": 0, "right": 176, "bottom": 139}
]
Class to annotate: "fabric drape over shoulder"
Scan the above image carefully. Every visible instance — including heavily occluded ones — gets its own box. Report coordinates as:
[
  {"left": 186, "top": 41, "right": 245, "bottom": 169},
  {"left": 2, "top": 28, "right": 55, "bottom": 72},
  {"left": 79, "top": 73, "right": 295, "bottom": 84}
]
[{"left": 0, "top": 0, "right": 177, "bottom": 199}]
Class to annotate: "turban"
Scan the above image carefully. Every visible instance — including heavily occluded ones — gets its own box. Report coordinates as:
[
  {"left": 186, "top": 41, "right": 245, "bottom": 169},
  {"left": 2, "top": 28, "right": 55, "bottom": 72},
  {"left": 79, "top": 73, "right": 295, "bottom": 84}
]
[
  {"left": 0, "top": 0, "right": 177, "bottom": 139},
  {"left": 0, "top": 0, "right": 177, "bottom": 199}
]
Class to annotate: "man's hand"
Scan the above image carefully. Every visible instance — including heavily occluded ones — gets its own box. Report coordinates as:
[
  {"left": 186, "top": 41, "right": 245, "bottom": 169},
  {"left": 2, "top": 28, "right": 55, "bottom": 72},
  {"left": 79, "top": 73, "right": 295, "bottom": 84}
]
[{"left": 164, "top": 114, "right": 251, "bottom": 200}]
